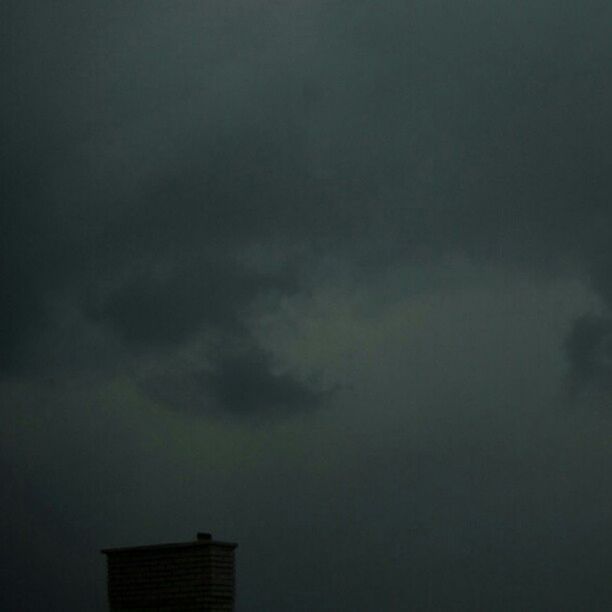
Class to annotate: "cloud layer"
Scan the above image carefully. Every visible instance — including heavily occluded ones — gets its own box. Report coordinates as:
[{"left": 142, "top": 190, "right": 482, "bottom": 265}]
[{"left": 2, "top": 1, "right": 612, "bottom": 609}]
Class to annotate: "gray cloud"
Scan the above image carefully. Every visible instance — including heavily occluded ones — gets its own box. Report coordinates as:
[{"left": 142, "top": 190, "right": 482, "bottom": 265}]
[
  {"left": 140, "top": 343, "right": 328, "bottom": 417},
  {"left": 3, "top": 0, "right": 612, "bottom": 382},
  {"left": 565, "top": 314, "right": 612, "bottom": 395}
]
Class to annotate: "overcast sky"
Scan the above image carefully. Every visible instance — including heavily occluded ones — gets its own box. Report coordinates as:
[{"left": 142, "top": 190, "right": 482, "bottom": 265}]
[{"left": 2, "top": 1, "right": 612, "bottom": 610}]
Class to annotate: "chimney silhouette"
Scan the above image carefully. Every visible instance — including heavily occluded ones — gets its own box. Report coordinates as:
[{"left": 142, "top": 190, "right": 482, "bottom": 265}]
[{"left": 101, "top": 533, "right": 237, "bottom": 611}]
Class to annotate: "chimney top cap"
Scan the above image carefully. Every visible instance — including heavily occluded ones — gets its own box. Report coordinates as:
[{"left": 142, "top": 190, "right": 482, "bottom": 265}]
[{"left": 197, "top": 532, "right": 212, "bottom": 541}]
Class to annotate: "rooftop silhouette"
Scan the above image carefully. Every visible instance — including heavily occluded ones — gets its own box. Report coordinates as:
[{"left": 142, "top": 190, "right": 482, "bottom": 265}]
[{"left": 101, "top": 533, "right": 237, "bottom": 611}]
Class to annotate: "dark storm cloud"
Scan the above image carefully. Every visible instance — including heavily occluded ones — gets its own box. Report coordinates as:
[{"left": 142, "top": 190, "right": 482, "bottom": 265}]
[
  {"left": 0, "top": 1, "right": 315, "bottom": 405},
  {"left": 3, "top": 0, "right": 612, "bottom": 397},
  {"left": 93, "top": 258, "right": 296, "bottom": 349},
  {"left": 144, "top": 344, "right": 325, "bottom": 416},
  {"left": 202, "top": 346, "right": 325, "bottom": 416}
]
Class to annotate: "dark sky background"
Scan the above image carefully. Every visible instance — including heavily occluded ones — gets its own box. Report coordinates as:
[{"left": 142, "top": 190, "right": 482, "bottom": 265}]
[{"left": 2, "top": 1, "right": 612, "bottom": 610}]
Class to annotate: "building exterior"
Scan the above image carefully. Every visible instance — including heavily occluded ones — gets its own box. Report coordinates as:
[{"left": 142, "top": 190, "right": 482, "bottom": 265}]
[{"left": 101, "top": 532, "right": 237, "bottom": 611}]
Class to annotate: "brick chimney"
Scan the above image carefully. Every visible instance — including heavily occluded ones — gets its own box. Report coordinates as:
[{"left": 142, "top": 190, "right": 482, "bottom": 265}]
[{"left": 101, "top": 533, "right": 237, "bottom": 611}]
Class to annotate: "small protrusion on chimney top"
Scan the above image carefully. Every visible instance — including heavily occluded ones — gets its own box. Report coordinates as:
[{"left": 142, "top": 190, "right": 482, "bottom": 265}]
[{"left": 197, "top": 532, "right": 212, "bottom": 541}]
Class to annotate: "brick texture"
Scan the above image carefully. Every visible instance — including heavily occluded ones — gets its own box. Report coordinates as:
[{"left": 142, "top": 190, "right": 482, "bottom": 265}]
[{"left": 102, "top": 534, "right": 237, "bottom": 611}]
